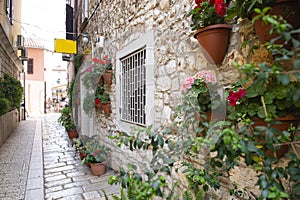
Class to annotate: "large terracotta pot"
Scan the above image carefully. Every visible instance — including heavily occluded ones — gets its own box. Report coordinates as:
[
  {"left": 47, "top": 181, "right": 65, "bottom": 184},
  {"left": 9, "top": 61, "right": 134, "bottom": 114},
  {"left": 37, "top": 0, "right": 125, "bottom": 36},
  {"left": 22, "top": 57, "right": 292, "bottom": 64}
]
[
  {"left": 194, "top": 24, "right": 232, "bottom": 65},
  {"left": 103, "top": 70, "right": 112, "bottom": 85},
  {"left": 101, "top": 101, "right": 111, "bottom": 114},
  {"left": 90, "top": 162, "right": 106, "bottom": 176},
  {"left": 252, "top": 0, "right": 300, "bottom": 44},
  {"left": 252, "top": 115, "right": 299, "bottom": 158},
  {"left": 66, "top": 129, "right": 79, "bottom": 140}
]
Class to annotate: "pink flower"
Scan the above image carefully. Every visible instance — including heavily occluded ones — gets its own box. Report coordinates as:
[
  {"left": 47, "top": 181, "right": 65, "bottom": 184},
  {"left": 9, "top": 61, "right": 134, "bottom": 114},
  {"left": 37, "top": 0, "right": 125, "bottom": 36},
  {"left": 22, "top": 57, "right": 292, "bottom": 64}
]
[
  {"left": 87, "top": 66, "right": 93, "bottom": 72},
  {"left": 99, "top": 60, "right": 105, "bottom": 65},
  {"left": 228, "top": 89, "right": 246, "bottom": 107},
  {"left": 103, "top": 55, "right": 109, "bottom": 60},
  {"left": 181, "top": 77, "right": 195, "bottom": 93},
  {"left": 214, "top": 0, "right": 226, "bottom": 17},
  {"left": 106, "top": 60, "right": 110, "bottom": 65},
  {"left": 194, "top": 70, "right": 217, "bottom": 84}
]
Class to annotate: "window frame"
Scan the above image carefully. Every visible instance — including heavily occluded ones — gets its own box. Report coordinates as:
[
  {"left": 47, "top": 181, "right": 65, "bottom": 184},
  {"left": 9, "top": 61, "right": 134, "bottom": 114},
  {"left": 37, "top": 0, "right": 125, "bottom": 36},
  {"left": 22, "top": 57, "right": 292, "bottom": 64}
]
[
  {"left": 27, "top": 58, "right": 33, "bottom": 74},
  {"left": 6, "top": 0, "right": 14, "bottom": 25},
  {"left": 116, "top": 30, "right": 155, "bottom": 133}
]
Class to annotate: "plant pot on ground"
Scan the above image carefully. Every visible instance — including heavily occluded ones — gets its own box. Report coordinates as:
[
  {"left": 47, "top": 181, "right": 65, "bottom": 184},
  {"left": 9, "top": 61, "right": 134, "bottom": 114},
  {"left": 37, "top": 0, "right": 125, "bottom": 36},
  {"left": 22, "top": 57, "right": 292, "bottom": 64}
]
[
  {"left": 80, "top": 138, "right": 111, "bottom": 175},
  {"left": 90, "top": 162, "right": 107, "bottom": 176}
]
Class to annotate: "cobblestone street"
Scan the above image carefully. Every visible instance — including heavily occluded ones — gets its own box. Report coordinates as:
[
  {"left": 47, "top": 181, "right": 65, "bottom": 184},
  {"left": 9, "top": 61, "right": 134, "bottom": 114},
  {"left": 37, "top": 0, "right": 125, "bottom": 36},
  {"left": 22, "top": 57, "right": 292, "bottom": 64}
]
[{"left": 0, "top": 113, "right": 119, "bottom": 200}]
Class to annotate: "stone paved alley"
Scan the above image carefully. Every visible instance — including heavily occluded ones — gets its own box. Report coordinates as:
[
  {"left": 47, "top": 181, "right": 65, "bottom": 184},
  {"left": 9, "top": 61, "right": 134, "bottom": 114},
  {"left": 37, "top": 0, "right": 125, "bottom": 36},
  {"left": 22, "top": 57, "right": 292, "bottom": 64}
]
[{"left": 0, "top": 113, "right": 119, "bottom": 200}]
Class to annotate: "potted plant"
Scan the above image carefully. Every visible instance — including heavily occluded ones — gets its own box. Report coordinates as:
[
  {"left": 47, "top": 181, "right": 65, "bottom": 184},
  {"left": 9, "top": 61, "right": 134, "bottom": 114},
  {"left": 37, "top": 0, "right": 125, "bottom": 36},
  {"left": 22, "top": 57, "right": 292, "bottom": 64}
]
[
  {"left": 102, "top": 55, "right": 113, "bottom": 85},
  {"left": 99, "top": 92, "right": 111, "bottom": 114},
  {"left": 64, "top": 118, "right": 79, "bottom": 140},
  {"left": 227, "top": 12, "right": 300, "bottom": 158},
  {"left": 181, "top": 70, "right": 224, "bottom": 123},
  {"left": 81, "top": 137, "right": 111, "bottom": 176},
  {"left": 94, "top": 85, "right": 105, "bottom": 109},
  {"left": 189, "top": 0, "right": 232, "bottom": 64},
  {"left": 227, "top": 0, "right": 300, "bottom": 43}
]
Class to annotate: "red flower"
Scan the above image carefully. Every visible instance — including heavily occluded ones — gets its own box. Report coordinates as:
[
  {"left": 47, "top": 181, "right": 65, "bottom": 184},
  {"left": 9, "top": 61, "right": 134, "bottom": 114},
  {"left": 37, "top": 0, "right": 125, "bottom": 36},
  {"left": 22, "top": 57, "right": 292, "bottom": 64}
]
[
  {"left": 95, "top": 99, "right": 100, "bottom": 104},
  {"left": 106, "top": 60, "right": 110, "bottom": 65},
  {"left": 103, "top": 55, "right": 109, "bottom": 60},
  {"left": 228, "top": 89, "right": 246, "bottom": 107},
  {"left": 214, "top": 0, "right": 227, "bottom": 17},
  {"left": 209, "top": 0, "right": 215, "bottom": 4},
  {"left": 195, "top": 0, "right": 205, "bottom": 5},
  {"left": 92, "top": 57, "right": 99, "bottom": 62},
  {"left": 99, "top": 60, "right": 105, "bottom": 64}
]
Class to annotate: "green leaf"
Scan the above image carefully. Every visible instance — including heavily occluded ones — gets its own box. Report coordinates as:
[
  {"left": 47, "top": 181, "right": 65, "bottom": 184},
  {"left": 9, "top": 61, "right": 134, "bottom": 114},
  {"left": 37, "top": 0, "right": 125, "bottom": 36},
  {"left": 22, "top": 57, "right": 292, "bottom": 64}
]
[
  {"left": 267, "top": 192, "right": 277, "bottom": 199},
  {"left": 157, "top": 135, "right": 164, "bottom": 148},
  {"left": 276, "top": 74, "right": 290, "bottom": 85}
]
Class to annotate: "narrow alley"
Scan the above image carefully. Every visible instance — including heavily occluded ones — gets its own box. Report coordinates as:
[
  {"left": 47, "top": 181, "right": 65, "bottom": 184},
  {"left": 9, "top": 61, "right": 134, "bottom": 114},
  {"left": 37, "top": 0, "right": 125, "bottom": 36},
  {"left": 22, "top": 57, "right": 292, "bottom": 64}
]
[{"left": 0, "top": 113, "right": 119, "bottom": 200}]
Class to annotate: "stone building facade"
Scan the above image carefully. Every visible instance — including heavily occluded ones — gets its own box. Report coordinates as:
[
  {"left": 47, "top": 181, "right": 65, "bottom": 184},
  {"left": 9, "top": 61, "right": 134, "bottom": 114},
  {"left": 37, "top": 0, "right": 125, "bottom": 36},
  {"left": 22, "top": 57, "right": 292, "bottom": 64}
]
[{"left": 75, "top": 0, "right": 283, "bottom": 198}]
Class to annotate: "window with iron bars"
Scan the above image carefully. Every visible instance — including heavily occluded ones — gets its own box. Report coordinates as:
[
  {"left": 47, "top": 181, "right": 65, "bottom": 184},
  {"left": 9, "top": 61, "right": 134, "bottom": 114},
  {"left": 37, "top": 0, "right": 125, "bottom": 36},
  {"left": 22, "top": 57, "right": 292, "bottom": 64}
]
[{"left": 120, "top": 48, "right": 146, "bottom": 125}]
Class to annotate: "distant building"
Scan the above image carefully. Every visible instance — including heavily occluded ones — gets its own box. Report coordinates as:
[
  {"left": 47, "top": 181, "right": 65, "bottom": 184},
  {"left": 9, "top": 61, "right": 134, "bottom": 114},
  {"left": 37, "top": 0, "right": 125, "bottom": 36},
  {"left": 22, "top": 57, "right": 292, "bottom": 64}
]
[{"left": 24, "top": 38, "right": 45, "bottom": 115}]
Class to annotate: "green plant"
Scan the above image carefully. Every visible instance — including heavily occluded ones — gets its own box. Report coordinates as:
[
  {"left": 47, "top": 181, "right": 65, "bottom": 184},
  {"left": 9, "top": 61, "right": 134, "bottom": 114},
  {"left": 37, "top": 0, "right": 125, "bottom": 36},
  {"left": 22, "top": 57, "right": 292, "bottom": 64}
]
[
  {"left": 81, "top": 136, "right": 111, "bottom": 164},
  {"left": 67, "top": 79, "right": 75, "bottom": 107},
  {"left": 0, "top": 73, "right": 23, "bottom": 112},
  {"left": 83, "top": 93, "right": 95, "bottom": 117},
  {"left": 64, "top": 118, "right": 76, "bottom": 130},
  {"left": 227, "top": 9, "right": 300, "bottom": 121},
  {"left": 189, "top": 0, "right": 232, "bottom": 30},
  {"left": 227, "top": 63, "right": 300, "bottom": 121},
  {"left": 73, "top": 53, "right": 83, "bottom": 74},
  {"left": 58, "top": 106, "right": 72, "bottom": 126},
  {"left": 181, "top": 70, "right": 222, "bottom": 114},
  {"left": 99, "top": 92, "right": 110, "bottom": 104},
  {"left": 94, "top": 85, "right": 104, "bottom": 100},
  {"left": 227, "top": 0, "right": 275, "bottom": 20},
  {"left": 0, "top": 98, "right": 10, "bottom": 115},
  {"left": 104, "top": 164, "right": 169, "bottom": 200}
]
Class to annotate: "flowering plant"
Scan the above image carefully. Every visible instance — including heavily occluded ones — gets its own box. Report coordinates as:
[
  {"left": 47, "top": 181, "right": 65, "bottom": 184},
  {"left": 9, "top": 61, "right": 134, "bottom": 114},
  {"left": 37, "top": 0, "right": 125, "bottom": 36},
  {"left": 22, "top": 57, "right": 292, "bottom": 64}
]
[
  {"left": 189, "top": 0, "right": 232, "bottom": 30},
  {"left": 181, "top": 70, "right": 221, "bottom": 112},
  {"left": 81, "top": 138, "right": 111, "bottom": 164},
  {"left": 83, "top": 55, "right": 111, "bottom": 89},
  {"left": 227, "top": 63, "right": 300, "bottom": 121}
]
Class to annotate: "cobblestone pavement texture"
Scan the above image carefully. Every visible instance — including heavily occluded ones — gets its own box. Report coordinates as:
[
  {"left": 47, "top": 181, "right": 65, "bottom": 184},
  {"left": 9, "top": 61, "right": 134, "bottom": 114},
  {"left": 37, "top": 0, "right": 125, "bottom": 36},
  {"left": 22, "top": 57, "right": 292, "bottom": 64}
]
[{"left": 0, "top": 113, "right": 120, "bottom": 200}]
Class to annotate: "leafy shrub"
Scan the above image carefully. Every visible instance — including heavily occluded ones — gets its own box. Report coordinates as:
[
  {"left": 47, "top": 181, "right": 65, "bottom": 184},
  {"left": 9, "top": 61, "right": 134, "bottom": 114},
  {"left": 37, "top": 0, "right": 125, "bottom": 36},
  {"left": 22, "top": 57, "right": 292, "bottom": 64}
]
[{"left": 0, "top": 98, "right": 10, "bottom": 116}]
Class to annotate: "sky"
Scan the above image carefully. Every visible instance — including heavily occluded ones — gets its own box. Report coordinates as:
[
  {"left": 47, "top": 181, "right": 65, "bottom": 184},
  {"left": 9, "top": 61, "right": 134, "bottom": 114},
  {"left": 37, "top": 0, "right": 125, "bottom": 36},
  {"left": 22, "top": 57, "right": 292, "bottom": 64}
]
[{"left": 21, "top": 0, "right": 67, "bottom": 51}]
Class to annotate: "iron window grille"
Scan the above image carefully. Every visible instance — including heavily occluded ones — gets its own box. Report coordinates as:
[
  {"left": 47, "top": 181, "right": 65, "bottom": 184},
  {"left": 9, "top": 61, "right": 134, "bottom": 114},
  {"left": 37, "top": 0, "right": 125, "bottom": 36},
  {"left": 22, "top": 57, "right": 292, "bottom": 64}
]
[{"left": 120, "top": 48, "right": 146, "bottom": 125}]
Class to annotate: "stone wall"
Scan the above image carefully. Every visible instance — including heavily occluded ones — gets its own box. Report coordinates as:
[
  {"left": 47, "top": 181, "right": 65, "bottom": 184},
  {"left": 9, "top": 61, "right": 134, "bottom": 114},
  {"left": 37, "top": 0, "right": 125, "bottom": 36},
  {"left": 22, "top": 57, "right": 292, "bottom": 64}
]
[
  {"left": 0, "top": 109, "right": 19, "bottom": 147},
  {"left": 81, "top": 0, "right": 275, "bottom": 199}
]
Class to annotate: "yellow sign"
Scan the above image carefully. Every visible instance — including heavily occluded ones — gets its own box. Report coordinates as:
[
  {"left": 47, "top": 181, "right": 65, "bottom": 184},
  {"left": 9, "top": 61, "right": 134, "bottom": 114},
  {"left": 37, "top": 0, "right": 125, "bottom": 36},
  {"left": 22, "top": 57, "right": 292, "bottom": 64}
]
[{"left": 54, "top": 39, "right": 77, "bottom": 54}]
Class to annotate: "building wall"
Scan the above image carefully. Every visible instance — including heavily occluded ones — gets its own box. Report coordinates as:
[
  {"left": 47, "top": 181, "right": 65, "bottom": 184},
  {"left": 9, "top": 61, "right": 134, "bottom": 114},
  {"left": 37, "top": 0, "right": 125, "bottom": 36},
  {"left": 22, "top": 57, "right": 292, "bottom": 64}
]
[
  {"left": 25, "top": 46, "right": 45, "bottom": 115},
  {"left": 27, "top": 48, "right": 44, "bottom": 81},
  {"left": 78, "top": 0, "right": 276, "bottom": 198}
]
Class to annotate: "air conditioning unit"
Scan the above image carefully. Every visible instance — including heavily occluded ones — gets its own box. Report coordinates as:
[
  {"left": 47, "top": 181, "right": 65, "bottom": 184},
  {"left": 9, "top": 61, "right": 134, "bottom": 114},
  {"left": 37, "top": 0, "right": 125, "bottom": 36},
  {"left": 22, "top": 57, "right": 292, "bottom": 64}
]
[{"left": 17, "top": 35, "right": 24, "bottom": 50}]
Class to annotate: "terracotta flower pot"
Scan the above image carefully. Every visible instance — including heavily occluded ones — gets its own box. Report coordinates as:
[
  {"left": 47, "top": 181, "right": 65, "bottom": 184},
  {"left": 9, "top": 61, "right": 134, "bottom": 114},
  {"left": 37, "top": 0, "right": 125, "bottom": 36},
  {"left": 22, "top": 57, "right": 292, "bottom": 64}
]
[
  {"left": 251, "top": 0, "right": 300, "bottom": 45},
  {"left": 103, "top": 70, "right": 112, "bottom": 85},
  {"left": 101, "top": 101, "right": 111, "bottom": 114},
  {"left": 252, "top": 115, "right": 299, "bottom": 158},
  {"left": 66, "top": 129, "right": 79, "bottom": 140},
  {"left": 79, "top": 152, "right": 87, "bottom": 160},
  {"left": 95, "top": 102, "right": 101, "bottom": 110},
  {"left": 194, "top": 24, "right": 232, "bottom": 65},
  {"left": 90, "top": 162, "right": 106, "bottom": 176}
]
